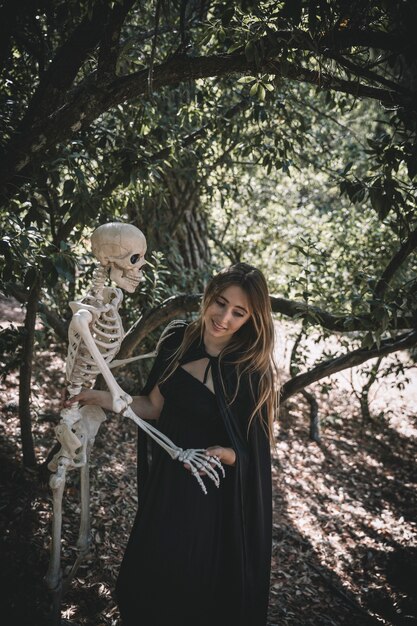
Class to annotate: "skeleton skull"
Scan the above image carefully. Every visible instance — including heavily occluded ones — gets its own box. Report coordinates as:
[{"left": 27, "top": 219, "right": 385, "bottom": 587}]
[{"left": 91, "top": 223, "right": 147, "bottom": 293}]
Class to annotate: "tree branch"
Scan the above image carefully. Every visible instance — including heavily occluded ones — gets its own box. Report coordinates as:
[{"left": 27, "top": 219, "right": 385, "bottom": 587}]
[
  {"left": 18, "top": 2, "right": 112, "bottom": 129},
  {"left": 319, "top": 27, "right": 412, "bottom": 54},
  {"left": 374, "top": 225, "right": 417, "bottom": 300},
  {"left": 116, "top": 289, "right": 417, "bottom": 363},
  {"left": 1, "top": 47, "right": 406, "bottom": 206},
  {"left": 281, "top": 329, "right": 417, "bottom": 401},
  {"left": 321, "top": 49, "right": 411, "bottom": 96},
  {"left": 98, "top": 0, "right": 136, "bottom": 78},
  {"left": 116, "top": 294, "right": 201, "bottom": 359},
  {"left": 269, "top": 296, "right": 414, "bottom": 331},
  {"left": 5, "top": 280, "right": 415, "bottom": 355},
  {"left": 237, "top": 28, "right": 408, "bottom": 58}
]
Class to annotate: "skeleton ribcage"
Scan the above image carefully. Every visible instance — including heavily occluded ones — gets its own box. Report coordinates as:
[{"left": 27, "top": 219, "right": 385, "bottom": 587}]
[{"left": 66, "top": 309, "right": 124, "bottom": 388}]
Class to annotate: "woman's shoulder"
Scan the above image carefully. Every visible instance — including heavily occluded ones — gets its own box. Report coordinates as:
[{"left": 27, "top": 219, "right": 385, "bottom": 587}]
[{"left": 156, "top": 319, "right": 188, "bottom": 353}]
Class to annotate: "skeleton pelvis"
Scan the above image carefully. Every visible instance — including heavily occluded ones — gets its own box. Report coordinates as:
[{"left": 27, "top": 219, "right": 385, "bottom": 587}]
[{"left": 48, "top": 406, "right": 107, "bottom": 472}]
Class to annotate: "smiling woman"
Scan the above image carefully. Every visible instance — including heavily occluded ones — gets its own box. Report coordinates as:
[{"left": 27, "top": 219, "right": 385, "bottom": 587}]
[
  {"left": 73, "top": 262, "right": 279, "bottom": 626},
  {"left": 204, "top": 285, "right": 252, "bottom": 346}
]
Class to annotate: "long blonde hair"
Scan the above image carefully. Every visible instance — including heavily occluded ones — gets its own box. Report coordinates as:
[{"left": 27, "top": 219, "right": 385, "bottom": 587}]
[{"left": 161, "top": 263, "right": 279, "bottom": 443}]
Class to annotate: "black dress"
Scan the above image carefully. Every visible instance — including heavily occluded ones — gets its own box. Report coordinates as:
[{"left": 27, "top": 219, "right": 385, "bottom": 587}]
[
  {"left": 116, "top": 323, "right": 272, "bottom": 626},
  {"left": 116, "top": 365, "right": 237, "bottom": 626}
]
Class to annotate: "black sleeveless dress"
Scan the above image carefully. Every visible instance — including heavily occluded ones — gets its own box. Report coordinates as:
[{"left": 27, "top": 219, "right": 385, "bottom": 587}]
[{"left": 116, "top": 365, "right": 237, "bottom": 626}]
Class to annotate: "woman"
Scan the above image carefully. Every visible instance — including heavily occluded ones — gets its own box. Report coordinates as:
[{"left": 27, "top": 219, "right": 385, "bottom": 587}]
[{"left": 70, "top": 262, "right": 278, "bottom": 626}]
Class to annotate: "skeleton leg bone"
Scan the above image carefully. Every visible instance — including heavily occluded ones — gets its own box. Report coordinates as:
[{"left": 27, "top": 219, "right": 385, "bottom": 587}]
[
  {"left": 45, "top": 456, "right": 71, "bottom": 624},
  {"left": 45, "top": 459, "right": 68, "bottom": 590},
  {"left": 45, "top": 407, "right": 82, "bottom": 602},
  {"left": 62, "top": 460, "right": 90, "bottom": 595},
  {"left": 46, "top": 407, "right": 106, "bottom": 598},
  {"left": 64, "top": 407, "right": 106, "bottom": 592}
]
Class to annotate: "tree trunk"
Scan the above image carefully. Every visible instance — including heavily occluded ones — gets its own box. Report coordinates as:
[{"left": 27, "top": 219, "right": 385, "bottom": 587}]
[
  {"left": 289, "top": 328, "right": 321, "bottom": 442},
  {"left": 18, "top": 276, "right": 40, "bottom": 467},
  {"left": 359, "top": 357, "right": 383, "bottom": 424},
  {"left": 302, "top": 389, "right": 321, "bottom": 443},
  {"left": 130, "top": 167, "right": 211, "bottom": 289}
]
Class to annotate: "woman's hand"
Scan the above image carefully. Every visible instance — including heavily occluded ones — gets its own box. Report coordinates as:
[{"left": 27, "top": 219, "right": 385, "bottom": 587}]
[
  {"left": 183, "top": 446, "right": 236, "bottom": 476},
  {"left": 63, "top": 389, "right": 113, "bottom": 412},
  {"left": 205, "top": 446, "right": 236, "bottom": 467}
]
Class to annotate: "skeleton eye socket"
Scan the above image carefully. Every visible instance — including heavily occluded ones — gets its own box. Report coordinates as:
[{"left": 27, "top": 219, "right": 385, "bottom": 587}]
[{"left": 130, "top": 254, "right": 140, "bottom": 264}]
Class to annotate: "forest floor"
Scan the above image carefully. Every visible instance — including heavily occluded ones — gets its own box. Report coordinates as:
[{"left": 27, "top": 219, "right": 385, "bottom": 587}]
[{"left": 1, "top": 296, "right": 417, "bottom": 626}]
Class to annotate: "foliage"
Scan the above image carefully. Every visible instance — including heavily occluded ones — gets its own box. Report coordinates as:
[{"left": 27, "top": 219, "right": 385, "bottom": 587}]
[{"left": 1, "top": 0, "right": 417, "bottom": 463}]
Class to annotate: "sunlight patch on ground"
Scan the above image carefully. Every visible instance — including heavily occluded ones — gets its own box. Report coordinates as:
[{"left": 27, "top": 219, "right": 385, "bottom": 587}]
[
  {"left": 370, "top": 508, "right": 417, "bottom": 543},
  {"left": 385, "top": 409, "right": 417, "bottom": 439}
]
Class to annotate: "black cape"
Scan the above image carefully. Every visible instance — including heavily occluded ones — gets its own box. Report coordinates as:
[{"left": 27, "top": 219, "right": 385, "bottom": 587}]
[{"left": 135, "top": 322, "right": 272, "bottom": 626}]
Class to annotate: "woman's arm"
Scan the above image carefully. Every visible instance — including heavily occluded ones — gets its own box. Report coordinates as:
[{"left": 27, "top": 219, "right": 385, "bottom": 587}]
[
  {"left": 131, "top": 384, "right": 164, "bottom": 421},
  {"left": 65, "top": 384, "right": 164, "bottom": 421}
]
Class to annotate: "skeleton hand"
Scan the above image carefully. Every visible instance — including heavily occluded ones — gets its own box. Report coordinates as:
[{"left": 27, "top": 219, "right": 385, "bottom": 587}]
[
  {"left": 180, "top": 449, "right": 225, "bottom": 494},
  {"left": 65, "top": 388, "right": 131, "bottom": 414},
  {"left": 181, "top": 446, "right": 236, "bottom": 494}
]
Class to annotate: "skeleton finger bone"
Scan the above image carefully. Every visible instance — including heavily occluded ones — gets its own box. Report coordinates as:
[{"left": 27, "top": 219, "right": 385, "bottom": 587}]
[
  {"left": 180, "top": 453, "right": 225, "bottom": 490},
  {"left": 190, "top": 465, "right": 208, "bottom": 494},
  {"left": 189, "top": 453, "right": 224, "bottom": 487},
  {"left": 205, "top": 454, "right": 226, "bottom": 477}
]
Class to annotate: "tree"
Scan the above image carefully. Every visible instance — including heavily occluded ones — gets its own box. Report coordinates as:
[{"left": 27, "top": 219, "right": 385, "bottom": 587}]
[{"left": 1, "top": 0, "right": 417, "bottom": 464}]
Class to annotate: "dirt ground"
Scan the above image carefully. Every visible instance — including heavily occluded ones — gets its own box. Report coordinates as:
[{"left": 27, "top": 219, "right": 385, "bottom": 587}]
[{"left": 1, "top": 296, "right": 417, "bottom": 626}]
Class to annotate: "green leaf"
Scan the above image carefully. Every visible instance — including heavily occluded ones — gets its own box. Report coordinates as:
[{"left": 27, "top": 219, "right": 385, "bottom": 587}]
[
  {"left": 237, "top": 76, "right": 256, "bottom": 84},
  {"left": 228, "top": 42, "right": 243, "bottom": 54},
  {"left": 0, "top": 239, "right": 11, "bottom": 256},
  {"left": 217, "top": 27, "right": 226, "bottom": 43},
  {"left": 361, "top": 332, "right": 374, "bottom": 349},
  {"left": 245, "top": 40, "right": 255, "bottom": 63},
  {"left": 63, "top": 179, "right": 76, "bottom": 197},
  {"left": 406, "top": 154, "right": 417, "bottom": 180},
  {"left": 250, "top": 83, "right": 259, "bottom": 97},
  {"left": 341, "top": 161, "right": 353, "bottom": 175},
  {"left": 369, "top": 184, "right": 391, "bottom": 220}
]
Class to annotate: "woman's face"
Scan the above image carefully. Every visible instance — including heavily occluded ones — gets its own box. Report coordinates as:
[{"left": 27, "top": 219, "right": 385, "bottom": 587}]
[{"left": 203, "top": 285, "right": 251, "bottom": 344}]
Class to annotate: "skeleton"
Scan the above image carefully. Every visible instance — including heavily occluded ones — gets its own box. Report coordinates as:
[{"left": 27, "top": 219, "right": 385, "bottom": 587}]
[{"left": 45, "top": 223, "right": 224, "bottom": 612}]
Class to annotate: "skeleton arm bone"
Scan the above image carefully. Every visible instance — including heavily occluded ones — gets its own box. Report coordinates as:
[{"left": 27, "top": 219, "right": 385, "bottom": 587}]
[
  {"left": 122, "top": 405, "right": 225, "bottom": 493},
  {"left": 68, "top": 386, "right": 163, "bottom": 421},
  {"left": 69, "top": 387, "right": 179, "bottom": 458},
  {"left": 108, "top": 320, "right": 187, "bottom": 369},
  {"left": 109, "top": 352, "right": 157, "bottom": 369},
  {"left": 69, "top": 389, "right": 235, "bottom": 465},
  {"left": 68, "top": 387, "right": 226, "bottom": 493}
]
